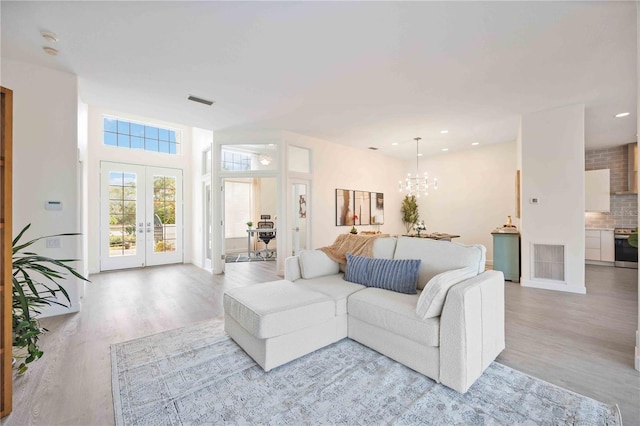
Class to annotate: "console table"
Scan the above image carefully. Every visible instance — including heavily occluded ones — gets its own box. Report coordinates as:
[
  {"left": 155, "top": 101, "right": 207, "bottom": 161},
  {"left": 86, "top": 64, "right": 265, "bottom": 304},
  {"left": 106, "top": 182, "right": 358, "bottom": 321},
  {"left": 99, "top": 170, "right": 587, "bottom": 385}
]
[{"left": 404, "top": 233, "right": 460, "bottom": 241}]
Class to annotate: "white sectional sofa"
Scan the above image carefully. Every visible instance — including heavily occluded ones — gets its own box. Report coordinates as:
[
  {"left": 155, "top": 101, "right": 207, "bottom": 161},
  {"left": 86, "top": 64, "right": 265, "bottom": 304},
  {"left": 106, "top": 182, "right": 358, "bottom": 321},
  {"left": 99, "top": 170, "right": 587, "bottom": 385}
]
[{"left": 224, "top": 236, "right": 505, "bottom": 393}]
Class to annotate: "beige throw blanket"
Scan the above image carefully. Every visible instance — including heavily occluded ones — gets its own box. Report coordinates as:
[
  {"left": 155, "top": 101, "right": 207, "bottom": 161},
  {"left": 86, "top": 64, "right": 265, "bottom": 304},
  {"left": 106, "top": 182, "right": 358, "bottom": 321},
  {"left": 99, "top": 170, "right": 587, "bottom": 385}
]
[{"left": 320, "top": 234, "right": 381, "bottom": 264}]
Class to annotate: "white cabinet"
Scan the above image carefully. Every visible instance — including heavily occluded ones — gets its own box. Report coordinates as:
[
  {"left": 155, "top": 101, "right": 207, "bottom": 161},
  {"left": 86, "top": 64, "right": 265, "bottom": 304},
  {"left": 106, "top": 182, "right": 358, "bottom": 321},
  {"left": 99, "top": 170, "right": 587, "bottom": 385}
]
[
  {"left": 585, "top": 229, "right": 601, "bottom": 260},
  {"left": 585, "top": 229, "right": 614, "bottom": 263},
  {"left": 585, "top": 169, "right": 610, "bottom": 212},
  {"left": 600, "top": 230, "right": 615, "bottom": 262}
]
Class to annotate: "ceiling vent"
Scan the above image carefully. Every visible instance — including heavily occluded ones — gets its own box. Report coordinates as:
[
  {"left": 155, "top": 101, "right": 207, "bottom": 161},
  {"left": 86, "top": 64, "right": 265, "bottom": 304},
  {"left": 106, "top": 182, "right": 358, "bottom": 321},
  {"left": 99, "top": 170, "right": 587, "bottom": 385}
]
[
  {"left": 187, "top": 95, "right": 214, "bottom": 106},
  {"left": 368, "top": 146, "right": 378, "bottom": 150}
]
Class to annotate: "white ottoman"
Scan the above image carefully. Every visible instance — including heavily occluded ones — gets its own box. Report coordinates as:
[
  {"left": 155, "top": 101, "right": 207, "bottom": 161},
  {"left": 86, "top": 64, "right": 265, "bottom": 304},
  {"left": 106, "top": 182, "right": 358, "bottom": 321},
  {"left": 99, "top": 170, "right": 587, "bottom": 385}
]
[{"left": 223, "top": 280, "right": 344, "bottom": 371}]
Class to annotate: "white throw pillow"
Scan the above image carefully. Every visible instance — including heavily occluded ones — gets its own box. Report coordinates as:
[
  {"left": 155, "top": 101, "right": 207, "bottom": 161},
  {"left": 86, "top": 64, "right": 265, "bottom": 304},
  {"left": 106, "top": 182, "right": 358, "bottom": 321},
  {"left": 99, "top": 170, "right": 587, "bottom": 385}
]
[
  {"left": 299, "top": 250, "right": 340, "bottom": 279},
  {"left": 415, "top": 266, "right": 478, "bottom": 318}
]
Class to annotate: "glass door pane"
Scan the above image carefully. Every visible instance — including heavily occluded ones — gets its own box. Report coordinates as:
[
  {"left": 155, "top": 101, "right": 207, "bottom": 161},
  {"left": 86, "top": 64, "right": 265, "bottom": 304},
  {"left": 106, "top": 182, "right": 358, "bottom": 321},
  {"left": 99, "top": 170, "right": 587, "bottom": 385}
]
[
  {"left": 291, "top": 181, "right": 309, "bottom": 256},
  {"left": 152, "top": 176, "right": 177, "bottom": 253},
  {"left": 146, "top": 166, "right": 183, "bottom": 266},
  {"left": 101, "top": 162, "right": 146, "bottom": 270},
  {"left": 108, "top": 172, "right": 138, "bottom": 257}
]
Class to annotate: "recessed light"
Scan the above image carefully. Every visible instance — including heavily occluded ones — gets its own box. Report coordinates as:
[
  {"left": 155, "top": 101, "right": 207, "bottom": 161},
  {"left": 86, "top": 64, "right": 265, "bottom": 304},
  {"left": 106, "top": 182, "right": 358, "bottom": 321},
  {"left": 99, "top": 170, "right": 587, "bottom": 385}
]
[
  {"left": 441, "top": 148, "right": 449, "bottom": 152},
  {"left": 43, "top": 46, "right": 59, "bottom": 56},
  {"left": 615, "top": 112, "right": 630, "bottom": 118},
  {"left": 417, "top": 153, "right": 424, "bottom": 157},
  {"left": 471, "top": 142, "right": 480, "bottom": 146},
  {"left": 391, "top": 142, "right": 399, "bottom": 146},
  {"left": 40, "top": 31, "right": 58, "bottom": 43},
  {"left": 440, "top": 130, "right": 449, "bottom": 134},
  {"left": 268, "top": 144, "right": 275, "bottom": 147}
]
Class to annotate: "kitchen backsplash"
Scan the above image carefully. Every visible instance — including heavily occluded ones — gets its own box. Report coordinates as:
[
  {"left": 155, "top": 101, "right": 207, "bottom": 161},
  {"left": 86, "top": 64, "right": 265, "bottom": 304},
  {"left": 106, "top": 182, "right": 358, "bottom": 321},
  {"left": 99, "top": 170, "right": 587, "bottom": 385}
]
[{"left": 585, "top": 145, "right": 638, "bottom": 229}]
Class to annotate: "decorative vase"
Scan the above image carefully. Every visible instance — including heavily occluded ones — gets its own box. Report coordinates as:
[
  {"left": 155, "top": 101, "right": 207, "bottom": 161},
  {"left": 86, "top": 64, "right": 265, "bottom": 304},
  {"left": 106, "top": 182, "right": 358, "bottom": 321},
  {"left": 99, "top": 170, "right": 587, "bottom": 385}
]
[{"left": 350, "top": 227, "right": 358, "bottom": 235}]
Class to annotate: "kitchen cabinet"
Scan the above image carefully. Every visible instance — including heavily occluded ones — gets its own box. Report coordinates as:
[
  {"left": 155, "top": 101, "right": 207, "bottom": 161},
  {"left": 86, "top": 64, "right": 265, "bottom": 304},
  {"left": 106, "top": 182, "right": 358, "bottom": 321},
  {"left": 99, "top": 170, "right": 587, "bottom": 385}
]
[
  {"left": 585, "top": 169, "right": 610, "bottom": 212},
  {"left": 585, "top": 229, "right": 614, "bottom": 264},
  {"left": 492, "top": 232, "right": 520, "bottom": 282}
]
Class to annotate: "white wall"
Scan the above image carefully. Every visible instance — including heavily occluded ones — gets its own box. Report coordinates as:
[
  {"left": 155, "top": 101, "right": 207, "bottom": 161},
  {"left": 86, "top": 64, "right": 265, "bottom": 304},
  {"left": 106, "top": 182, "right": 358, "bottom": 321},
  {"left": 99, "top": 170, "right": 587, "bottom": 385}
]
[
  {"left": 86, "top": 105, "right": 193, "bottom": 273},
  {"left": 282, "top": 131, "right": 408, "bottom": 249},
  {"left": 420, "top": 141, "right": 518, "bottom": 264},
  {"left": 1, "top": 58, "right": 82, "bottom": 317},
  {"left": 520, "top": 104, "right": 586, "bottom": 294}
]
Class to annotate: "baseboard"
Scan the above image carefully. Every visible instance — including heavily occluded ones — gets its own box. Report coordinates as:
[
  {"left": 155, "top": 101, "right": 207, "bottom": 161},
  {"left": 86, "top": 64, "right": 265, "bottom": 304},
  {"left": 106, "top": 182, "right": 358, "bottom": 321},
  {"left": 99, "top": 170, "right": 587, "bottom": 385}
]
[
  {"left": 520, "top": 279, "right": 586, "bottom": 294},
  {"left": 585, "top": 260, "right": 615, "bottom": 267}
]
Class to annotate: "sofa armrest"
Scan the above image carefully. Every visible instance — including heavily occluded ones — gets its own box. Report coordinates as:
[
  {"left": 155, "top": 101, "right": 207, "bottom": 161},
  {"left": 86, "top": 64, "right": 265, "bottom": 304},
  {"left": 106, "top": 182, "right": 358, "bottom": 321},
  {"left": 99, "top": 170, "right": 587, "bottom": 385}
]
[
  {"left": 284, "top": 256, "right": 302, "bottom": 282},
  {"left": 439, "top": 270, "right": 505, "bottom": 393}
]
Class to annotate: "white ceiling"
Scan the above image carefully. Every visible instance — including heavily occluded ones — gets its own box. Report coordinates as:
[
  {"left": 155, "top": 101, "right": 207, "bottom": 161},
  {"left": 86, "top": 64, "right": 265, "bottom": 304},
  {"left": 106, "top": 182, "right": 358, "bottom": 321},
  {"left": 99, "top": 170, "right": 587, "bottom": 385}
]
[{"left": 1, "top": 1, "right": 637, "bottom": 159}]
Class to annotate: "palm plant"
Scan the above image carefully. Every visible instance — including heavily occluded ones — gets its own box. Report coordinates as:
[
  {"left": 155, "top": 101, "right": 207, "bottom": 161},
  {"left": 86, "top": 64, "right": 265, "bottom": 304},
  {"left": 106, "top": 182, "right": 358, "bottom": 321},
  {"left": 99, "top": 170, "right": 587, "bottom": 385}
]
[{"left": 12, "top": 224, "right": 89, "bottom": 374}]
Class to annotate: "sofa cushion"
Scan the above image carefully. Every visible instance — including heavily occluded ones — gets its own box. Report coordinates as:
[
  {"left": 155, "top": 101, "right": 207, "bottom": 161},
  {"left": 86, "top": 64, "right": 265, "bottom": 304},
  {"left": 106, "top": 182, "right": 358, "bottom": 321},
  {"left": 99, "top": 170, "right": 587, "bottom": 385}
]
[
  {"left": 295, "top": 274, "right": 365, "bottom": 316},
  {"left": 299, "top": 250, "right": 340, "bottom": 279},
  {"left": 344, "top": 253, "right": 420, "bottom": 294},
  {"left": 224, "top": 280, "right": 334, "bottom": 339},
  {"left": 394, "top": 237, "right": 486, "bottom": 290},
  {"left": 416, "top": 266, "right": 478, "bottom": 318},
  {"left": 347, "top": 288, "right": 440, "bottom": 347},
  {"left": 372, "top": 237, "right": 397, "bottom": 259}
]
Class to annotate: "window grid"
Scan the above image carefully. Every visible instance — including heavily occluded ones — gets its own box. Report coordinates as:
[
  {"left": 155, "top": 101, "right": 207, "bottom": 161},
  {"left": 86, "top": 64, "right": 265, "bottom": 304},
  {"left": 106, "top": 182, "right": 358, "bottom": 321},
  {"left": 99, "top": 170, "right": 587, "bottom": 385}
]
[
  {"left": 103, "top": 117, "right": 180, "bottom": 155},
  {"left": 221, "top": 150, "right": 251, "bottom": 171}
]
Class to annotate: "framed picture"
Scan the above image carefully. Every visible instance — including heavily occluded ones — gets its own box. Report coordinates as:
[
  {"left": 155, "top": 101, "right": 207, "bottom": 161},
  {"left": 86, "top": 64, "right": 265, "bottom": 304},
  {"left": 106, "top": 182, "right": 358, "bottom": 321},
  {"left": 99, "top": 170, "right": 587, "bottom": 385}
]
[
  {"left": 335, "top": 189, "right": 354, "bottom": 226},
  {"left": 354, "top": 191, "right": 370, "bottom": 225},
  {"left": 370, "top": 192, "right": 384, "bottom": 224}
]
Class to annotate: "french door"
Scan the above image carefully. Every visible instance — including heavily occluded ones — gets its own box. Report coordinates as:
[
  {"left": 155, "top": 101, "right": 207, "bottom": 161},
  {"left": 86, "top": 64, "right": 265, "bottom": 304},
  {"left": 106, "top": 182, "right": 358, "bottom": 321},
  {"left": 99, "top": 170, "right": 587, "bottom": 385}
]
[{"left": 100, "top": 162, "right": 183, "bottom": 271}]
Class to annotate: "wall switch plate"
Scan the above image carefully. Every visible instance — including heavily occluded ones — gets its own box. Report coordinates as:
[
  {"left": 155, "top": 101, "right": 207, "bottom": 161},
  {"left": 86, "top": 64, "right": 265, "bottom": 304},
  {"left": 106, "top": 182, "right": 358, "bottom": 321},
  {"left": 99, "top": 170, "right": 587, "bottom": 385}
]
[
  {"left": 46, "top": 237, "right": 61, "bottom": 248},
  {"left": 530, "top": 197, "right": 540, "bottom": 204}
]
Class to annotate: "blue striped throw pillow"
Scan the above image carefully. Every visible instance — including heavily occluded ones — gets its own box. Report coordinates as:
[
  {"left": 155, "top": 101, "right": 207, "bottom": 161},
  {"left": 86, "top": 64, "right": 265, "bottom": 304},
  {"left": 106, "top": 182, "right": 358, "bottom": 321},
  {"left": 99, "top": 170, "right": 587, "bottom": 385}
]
[{"left": 344, "top": 253, "right": 420, "bottom": 294}]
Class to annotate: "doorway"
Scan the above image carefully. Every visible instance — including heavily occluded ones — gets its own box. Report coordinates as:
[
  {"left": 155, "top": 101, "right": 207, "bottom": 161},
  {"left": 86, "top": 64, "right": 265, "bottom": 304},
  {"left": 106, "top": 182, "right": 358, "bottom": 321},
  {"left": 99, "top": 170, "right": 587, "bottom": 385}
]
[
  {"left": 223, "top": 176, "right": 277, "bottom": 261},
  {"left": 100, "top": 161, "right": 183, "bottom": 270}
]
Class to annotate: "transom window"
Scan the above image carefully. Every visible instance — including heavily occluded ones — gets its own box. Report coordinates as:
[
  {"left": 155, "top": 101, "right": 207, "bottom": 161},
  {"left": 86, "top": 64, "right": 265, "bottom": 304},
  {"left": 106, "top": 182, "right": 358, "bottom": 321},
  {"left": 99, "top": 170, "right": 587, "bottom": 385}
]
[
  {"left": 103, "top": 116, "right": 181, "bottom": 155},
  {"left": 222, "top": 150, "right": 251, "bottom": 171}
]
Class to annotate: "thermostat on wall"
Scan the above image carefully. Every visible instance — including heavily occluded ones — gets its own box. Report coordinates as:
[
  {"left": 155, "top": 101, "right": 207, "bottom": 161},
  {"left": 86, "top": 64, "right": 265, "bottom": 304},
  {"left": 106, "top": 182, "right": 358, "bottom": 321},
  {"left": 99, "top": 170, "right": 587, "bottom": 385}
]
[{"left": 45, "top": 201, "right": 63, "bottom": 211}]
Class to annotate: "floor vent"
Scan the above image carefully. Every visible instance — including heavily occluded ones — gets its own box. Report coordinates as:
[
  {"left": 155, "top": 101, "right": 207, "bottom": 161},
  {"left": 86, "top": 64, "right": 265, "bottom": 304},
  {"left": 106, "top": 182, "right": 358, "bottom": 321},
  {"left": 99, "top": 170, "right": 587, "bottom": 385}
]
[{"left": 532, "top": 243, "right": 565, "bottom": 282}]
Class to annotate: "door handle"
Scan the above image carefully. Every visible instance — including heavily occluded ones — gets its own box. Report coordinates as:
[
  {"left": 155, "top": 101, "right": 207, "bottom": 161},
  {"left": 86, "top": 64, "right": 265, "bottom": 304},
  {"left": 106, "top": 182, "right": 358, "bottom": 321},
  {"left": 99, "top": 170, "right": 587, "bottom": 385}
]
[{"left": 293, "top": 227, "right": 300, "bottom": 231}]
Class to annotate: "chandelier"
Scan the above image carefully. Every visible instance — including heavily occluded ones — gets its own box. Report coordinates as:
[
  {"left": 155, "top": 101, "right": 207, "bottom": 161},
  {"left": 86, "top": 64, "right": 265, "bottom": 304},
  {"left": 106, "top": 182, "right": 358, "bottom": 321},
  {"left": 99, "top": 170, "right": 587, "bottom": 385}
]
[{"left": 398, "top": 137, "right": 438, "bottom": 198}]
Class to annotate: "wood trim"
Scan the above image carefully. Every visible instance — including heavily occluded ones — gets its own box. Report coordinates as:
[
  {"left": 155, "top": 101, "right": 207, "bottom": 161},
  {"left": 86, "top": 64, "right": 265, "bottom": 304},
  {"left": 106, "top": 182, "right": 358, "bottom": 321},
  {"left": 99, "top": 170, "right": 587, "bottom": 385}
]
[{"left": 1, "top": 86, "right": 13, "bottom": 417}]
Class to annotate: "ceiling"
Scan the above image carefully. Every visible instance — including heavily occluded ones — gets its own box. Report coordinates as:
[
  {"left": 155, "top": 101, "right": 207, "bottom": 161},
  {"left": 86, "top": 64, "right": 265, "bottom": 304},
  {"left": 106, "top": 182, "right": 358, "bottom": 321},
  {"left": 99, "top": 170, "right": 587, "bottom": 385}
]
[{"left": 1, "top": 1, "right": 637, "bottom": 159}]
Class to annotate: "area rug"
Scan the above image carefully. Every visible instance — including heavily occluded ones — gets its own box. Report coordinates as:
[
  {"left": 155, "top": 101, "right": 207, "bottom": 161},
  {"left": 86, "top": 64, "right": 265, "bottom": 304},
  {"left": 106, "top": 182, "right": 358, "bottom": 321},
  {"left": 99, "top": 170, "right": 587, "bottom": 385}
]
[{"left": 111, "top": 319, "right": 622, "bottom": 425}]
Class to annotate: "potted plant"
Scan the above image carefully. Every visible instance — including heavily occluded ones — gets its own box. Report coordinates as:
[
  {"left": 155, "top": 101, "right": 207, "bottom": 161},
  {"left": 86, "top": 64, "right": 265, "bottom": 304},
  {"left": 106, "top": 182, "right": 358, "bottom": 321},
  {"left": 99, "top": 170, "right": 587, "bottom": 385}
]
[
  {"left": 401, "top": 195, "right": 420, "bottom": 234},
  {"left": 350, "top": 215, "right": 359, "bottom": 234},
  {"left": 12, "top": 224, "right": 89, "bottom": 374},
  {"left": 246, "top": 221, "right": 253, "bottom": 228}
]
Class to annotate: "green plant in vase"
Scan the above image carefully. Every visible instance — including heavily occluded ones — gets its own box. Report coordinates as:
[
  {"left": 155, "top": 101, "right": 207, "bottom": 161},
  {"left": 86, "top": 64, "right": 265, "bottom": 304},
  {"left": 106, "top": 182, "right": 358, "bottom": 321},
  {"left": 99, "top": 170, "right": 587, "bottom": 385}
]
[
  {"left": 401, "top": 195, "right": 419, "bottom": 234},
  {"left": 12, "top": 224, "right": 90, "bottom": 374}
]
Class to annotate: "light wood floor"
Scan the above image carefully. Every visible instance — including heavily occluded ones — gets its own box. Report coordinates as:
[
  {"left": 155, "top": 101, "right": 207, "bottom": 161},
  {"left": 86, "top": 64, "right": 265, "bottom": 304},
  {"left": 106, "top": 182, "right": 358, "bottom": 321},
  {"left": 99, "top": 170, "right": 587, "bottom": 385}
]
[{"left": 4, "top": 263, "right": 639, "bottom": 425}]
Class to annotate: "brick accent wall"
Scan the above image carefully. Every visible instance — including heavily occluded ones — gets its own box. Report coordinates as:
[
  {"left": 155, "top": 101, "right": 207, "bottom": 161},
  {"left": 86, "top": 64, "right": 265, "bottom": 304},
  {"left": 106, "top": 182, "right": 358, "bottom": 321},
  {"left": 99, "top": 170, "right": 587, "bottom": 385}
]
[{"left": 585, "top": 145, "right": 638, "bottom": 229}]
